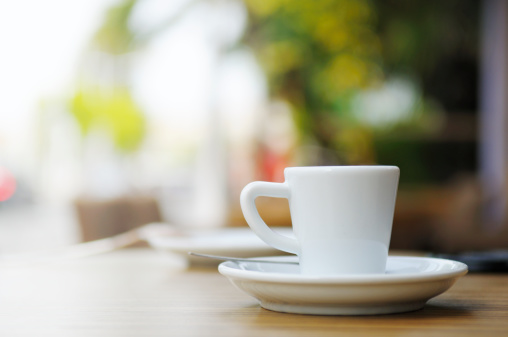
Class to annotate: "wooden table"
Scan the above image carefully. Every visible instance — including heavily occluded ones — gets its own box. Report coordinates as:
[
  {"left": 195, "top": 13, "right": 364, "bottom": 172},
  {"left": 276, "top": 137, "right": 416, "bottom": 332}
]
[{"left": 0, "top": 248, "right": 507, "bottom": 336}]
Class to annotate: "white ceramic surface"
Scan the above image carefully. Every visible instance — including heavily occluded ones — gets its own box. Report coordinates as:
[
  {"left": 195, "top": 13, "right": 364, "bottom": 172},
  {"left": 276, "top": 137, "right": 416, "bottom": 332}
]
[
  {"left": 145, "top": 227, "right": 293, "bottom": 265},
  {"left": 240, "top": 166, "right": 399, "bottom": 275},
  {"left": 219, "top": 255, "right": 468, "bottom": 315}
]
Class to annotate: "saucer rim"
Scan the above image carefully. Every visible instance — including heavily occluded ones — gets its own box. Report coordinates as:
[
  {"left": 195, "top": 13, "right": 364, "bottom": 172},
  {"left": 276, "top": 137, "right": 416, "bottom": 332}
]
[{"left": 218, "top": 255, "right": 468, "bottom": 284}]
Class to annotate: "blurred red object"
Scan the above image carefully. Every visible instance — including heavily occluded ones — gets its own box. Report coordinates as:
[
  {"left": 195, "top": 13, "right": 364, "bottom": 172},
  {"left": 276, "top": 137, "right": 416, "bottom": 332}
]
[
  {"left": 257, "top": 144, "right": 289, "bottom": 183},
  {"left": 0, "top": 167, "right": 16, "bottom": 202}
]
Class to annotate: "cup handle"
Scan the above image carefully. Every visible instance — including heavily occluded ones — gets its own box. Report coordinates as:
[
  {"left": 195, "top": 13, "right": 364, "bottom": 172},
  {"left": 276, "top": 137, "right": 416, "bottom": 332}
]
[{"left": 240, "top": 181, "right": 300, "bottom": 255}]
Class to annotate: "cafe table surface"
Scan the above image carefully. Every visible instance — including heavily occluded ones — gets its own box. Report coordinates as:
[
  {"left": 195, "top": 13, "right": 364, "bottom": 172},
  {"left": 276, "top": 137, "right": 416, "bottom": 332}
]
[{"left": 0, "top": 248, "right": 507, "bottom": 337}]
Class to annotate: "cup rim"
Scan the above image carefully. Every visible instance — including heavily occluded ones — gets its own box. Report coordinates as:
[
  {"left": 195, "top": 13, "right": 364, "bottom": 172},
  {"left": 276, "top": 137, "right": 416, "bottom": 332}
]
[{"left": 284, "top": 165, "right": 399, "bottom": 173}]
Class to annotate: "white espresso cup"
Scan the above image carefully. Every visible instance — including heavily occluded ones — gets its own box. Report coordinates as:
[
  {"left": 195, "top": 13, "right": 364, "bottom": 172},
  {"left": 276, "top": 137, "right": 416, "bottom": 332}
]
[{"left": 240, "top": 166, "right": 400, "bottom": 275}]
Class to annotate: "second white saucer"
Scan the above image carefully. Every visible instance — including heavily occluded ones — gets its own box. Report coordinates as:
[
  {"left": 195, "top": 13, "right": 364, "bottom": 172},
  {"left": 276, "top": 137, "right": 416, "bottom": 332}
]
[
  {"left": 218, "top": 255, "right": 468, "bottom": 315},
  {"left": 145, "top": 226, "right": 293, "bottom": 265}
]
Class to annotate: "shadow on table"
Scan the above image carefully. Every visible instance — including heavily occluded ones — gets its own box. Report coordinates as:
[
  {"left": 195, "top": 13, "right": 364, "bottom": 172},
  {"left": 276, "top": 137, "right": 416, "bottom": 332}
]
[
  {"left": 233, "top": 300, "right": 476, "bottom": 320},
  {"left": 389, "top": 302, "right": 475, "bottom": 319}
]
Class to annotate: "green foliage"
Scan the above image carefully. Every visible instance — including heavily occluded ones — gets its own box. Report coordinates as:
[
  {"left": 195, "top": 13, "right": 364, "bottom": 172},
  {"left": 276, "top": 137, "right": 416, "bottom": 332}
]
[
  {"left": 243, "top": 0, "right": 384, "bottom": 158},
  {"left": 244, "top": 0, "right": 382, "bottom": 107},
  {"left": 68, "top": 0, "right": 146, "bottom": 153},
  {"left": 93, "top": 0, "right": 138, "bottom": 54},
  {"left": 69, "top": 86, "right": 145, "bottom": 153},
  {"left": 242, "top": 0, "right": 478, "bottom": 169}
]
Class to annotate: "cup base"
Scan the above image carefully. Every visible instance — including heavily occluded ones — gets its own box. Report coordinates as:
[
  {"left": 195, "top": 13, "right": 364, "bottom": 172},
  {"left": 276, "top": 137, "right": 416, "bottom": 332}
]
[{"left": 298, "top": 239, "right": 388, "bottom": 276}]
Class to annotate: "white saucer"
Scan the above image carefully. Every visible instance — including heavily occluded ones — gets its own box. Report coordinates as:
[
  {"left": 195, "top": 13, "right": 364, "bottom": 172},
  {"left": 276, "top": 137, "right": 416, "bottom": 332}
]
[
  {"left": 144, "top": 226, "right": 293, "bottom": 265},
  {"left": 219, "top": 255, "right": 468, "bottom": 315}
]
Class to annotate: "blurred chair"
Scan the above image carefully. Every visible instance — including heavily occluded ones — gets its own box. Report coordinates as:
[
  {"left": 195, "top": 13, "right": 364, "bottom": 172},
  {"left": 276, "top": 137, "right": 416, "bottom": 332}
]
[{"left": 74, "top": 195, "right": 161, "bottom": 242}]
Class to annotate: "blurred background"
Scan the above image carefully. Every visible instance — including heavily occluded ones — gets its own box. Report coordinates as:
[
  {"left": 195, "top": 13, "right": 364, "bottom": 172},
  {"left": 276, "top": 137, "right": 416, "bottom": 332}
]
[{"left": 0, "top": 0, "right": 507, "bottom": 254}]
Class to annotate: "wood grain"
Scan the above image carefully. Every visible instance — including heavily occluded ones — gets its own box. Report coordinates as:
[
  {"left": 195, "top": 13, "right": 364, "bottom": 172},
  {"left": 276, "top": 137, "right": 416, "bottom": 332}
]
[{"left": 0, "top": 249, "right": 506, "bottom": 336}]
